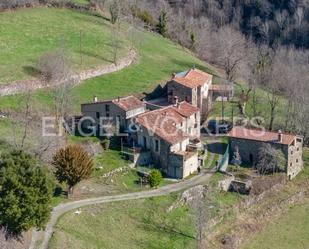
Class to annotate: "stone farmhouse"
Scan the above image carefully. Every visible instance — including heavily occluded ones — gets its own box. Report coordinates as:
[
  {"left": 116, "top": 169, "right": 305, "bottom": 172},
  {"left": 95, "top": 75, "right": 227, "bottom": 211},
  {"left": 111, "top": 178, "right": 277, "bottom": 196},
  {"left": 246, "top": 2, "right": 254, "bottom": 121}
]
[
  {"left": 79, "top": 68, "right": 234, "bottom": 179},
  {"left": 135, "top": 101, "right": 201, "bottom": 178},
  {"left": 228, "top": 127, "right": 303, "bottom": 179}
]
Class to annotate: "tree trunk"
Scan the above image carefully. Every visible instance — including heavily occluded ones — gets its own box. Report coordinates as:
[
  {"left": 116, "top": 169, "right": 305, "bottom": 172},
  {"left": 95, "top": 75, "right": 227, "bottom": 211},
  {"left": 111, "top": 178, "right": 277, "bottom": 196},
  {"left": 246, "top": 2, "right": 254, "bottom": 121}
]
[
  {"left": 269, "top": 106, "right": 275, "bottom": 130},
  {"left": 67, "top": 186, "right": 74, "bottom": 198}
]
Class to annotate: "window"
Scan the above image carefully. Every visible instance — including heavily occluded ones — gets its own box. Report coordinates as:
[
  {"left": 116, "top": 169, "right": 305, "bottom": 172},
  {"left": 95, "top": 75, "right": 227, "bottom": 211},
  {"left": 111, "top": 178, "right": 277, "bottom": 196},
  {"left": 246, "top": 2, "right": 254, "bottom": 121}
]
[
  {"left": 106, "top": 113, "right": 110, "bottom": 117},
  {"left": 297, "top": 147, "right": 299, "bottom": 151},
  {"left": 291, "top": 151, "right": 293, "bottom": 155},
  {"left": 155, "top": 140, "right": 159, "bottom": 152},
  {"left": 105, "top": 105, "right": 110, "bottom": 112},
  {"left": 290, "top": 163, "right": 292, "bottom": 167},
  {"left": 194, "top": 113, "right": 197, "bottom": 120},
  {"left": 96, "top": 112, "right": 100, "bottom": 119},
  {"left": 143, "top": 136, "right": 147, "bottom": 148},
  {"left": 296, "top": 159, "right": 299, "bottom": 163}
]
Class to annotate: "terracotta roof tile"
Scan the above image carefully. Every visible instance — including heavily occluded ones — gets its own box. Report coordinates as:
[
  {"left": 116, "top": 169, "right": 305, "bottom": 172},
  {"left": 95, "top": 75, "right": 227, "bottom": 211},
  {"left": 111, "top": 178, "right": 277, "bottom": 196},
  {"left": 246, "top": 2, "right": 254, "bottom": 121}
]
[
  {"left": 112, "top": 96, "right": 145, "bottom": 111},
  {"left": 174, "top": 101, "right": 199, "bottom": 118},
  {"left": 136, "top": 102, "right": 198, "bottom": 144},
  {"left": 173, "top": 69, "right": 212, "bottom": 89},
  {"left": 228, "top": 127, "right": 296, "bottom": 145}
]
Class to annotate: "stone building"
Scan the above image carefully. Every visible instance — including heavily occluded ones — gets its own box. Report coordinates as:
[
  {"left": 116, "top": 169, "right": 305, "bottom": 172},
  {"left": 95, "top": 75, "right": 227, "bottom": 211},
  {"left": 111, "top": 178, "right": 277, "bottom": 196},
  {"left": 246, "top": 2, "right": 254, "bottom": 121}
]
[
  {"left": 228, "top": 127, "right": 303, "bottom": 179},
  {"left": 167, "top": 68, "right": 213, "bottom": 121},
  {"left": 81, "top": 95, "right": 146, "bottom": 134},
  {"left": 134, "top": 101, "right": 201, "bottom": 178}
]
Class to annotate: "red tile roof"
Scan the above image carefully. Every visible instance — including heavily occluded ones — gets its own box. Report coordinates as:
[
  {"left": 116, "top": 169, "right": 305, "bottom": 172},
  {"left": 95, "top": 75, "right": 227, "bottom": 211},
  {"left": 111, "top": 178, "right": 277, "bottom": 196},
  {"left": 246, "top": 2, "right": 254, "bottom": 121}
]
[
  {"left": 174, "top": 101, "right": 199, "bottom": 118},
  {"left": 112, "top": 96, "right": 144, "bottom": 111},
  {"left": 173, "top": 69, "right": 212, "bottom": 89},
  {"left": 228, "top": 127, "right": 296, "bottom": 145},
  {"left": 136, "top": 101, "right": 198, "bottom": 144}
]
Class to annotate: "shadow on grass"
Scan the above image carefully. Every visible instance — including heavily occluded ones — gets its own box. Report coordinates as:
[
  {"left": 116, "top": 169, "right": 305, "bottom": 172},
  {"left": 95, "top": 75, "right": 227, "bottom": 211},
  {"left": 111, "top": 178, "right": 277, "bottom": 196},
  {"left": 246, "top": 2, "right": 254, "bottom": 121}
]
[
  {"left": 80, "top": 50, "right": 114, "bottom": 64},
  {"left": 22, "top": 66, "right": 41, "bottom": 78},
  {"left": 207, "top": 142, "right": 227, "bottom": 155}
]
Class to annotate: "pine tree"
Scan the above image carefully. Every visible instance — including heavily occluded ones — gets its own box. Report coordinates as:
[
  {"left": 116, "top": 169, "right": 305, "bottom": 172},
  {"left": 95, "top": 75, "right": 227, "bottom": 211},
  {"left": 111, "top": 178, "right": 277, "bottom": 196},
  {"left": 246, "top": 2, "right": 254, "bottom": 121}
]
[
  {"left": 0, "top": 150, "right": 54, "bottom": 236},
  {"left": 157, "top": 11, "right": 168, "bottom": 37}
]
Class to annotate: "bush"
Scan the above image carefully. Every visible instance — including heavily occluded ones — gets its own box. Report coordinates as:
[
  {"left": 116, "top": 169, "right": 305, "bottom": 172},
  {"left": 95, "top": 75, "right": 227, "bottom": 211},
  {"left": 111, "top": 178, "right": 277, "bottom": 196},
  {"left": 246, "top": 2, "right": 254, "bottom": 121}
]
[
  {"left": 101, "top": 139, "right": 110, "bottom": 150},
  {"left": 0, "top": 150, "right": 54, "bottom": 236},
  {"left": 52, "top": 144, "right": 94, "bottom": 195},
  {"left": 148, "top": 169, "right": 162, "bottom": 188}
]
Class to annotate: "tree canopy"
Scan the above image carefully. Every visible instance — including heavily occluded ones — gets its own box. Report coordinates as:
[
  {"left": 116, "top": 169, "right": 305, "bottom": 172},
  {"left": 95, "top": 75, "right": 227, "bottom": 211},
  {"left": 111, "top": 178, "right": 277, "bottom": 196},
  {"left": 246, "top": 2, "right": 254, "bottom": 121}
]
[
  {"left": 148, "top": 169, "right": 163, "bottom": 188},
  {"left": 52, "top": 144, "right": 94, "bottom": 195},
  {"left": 256, "top": 144, "right": 286, "bottom": 175},
  {"left": 0, "top": 150, "right": 54, "bottom": 236}
]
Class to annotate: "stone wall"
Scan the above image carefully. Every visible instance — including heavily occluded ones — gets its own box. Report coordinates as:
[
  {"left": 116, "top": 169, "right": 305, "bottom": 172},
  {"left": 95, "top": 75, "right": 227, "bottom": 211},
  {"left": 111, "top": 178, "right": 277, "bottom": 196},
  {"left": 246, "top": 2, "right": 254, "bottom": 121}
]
[
  {"left": 229, "top": 137, "right": 303, "bottom": 179},
  {"left": 167, "top": 81, "right": 197, "bottom": 106},
  {"left": 182, "top": 153, "right": 199, "bottom": 178}
]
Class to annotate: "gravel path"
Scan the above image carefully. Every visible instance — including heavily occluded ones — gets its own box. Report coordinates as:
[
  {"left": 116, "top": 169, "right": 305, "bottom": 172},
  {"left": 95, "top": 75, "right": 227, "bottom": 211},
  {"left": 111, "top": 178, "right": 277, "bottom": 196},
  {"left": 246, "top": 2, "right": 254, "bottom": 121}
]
[
  {"left": 29, "top": 169, "right": 216, "bottom": 249},
  {"left": 0, "top": 49, "right": 138, "bottom": 96}
]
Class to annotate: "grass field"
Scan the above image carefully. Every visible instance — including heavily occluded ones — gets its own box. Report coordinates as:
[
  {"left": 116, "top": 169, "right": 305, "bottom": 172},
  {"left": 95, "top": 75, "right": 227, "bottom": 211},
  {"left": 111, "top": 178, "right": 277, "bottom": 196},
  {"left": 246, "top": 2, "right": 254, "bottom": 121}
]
[
  {"left": 210, "top": 83, "right": 287, "bottom": 130},
  {"left": 242, "top": 201, "right": 309, "bottom": 249},
  {"left": 0, "top": 7, "right": 129, "bottom": 83},
  {"left": 0, "top": 8, "right": 213, "bottom": 111},
  {"left": 49, "top": 194, "right": 197, "bottom": 249}
]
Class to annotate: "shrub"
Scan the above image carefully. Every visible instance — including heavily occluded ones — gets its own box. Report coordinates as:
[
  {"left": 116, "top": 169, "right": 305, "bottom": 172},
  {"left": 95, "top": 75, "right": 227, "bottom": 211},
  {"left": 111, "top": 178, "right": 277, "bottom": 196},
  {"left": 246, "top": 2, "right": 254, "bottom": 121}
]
[
  {"left": 0, "top": 150, "right": 54, "bottom": 236},
  {"left": 101, "top": 139, "right": 110, "bottom": 150},
  {"left": 148, "top": 169, "right": 163, "bottom": 188},
  {"left": 52, "top": 144, "right": 94, "bottom": 195}
]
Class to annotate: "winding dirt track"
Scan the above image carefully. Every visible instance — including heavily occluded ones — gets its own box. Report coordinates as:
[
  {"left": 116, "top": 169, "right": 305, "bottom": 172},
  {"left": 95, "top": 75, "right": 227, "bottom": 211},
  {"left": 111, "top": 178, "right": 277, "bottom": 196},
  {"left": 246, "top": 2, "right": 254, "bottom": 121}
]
[
  {"left": 0, "top": 49, "right": 137, "bottom": 96},
  {"left": 29, "top": 169, "right": 216, "bottom": 249}
]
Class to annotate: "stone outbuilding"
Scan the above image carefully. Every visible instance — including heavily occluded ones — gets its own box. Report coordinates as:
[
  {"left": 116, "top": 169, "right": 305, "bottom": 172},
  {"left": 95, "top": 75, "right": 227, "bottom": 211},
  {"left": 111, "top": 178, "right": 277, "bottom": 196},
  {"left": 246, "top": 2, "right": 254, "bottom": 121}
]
[
  {"left": 228, "top": 127, "right": 303, "bottom": 180},
  {"left": 81, "top": 95, "right": 146, "bottom": 134}
]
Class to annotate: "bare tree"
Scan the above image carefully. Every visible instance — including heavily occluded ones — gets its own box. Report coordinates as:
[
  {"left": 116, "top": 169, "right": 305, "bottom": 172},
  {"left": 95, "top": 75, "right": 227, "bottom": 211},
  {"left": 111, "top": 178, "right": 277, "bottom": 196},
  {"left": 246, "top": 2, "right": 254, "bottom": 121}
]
[
  {"left": 198, "top": 26, "right": 247, "bottom": 82},
  {"left": 256, "top": 144, "right": 286, "bottom": 175},
  {"left": 10, "top": 88, "right": 33, "bottom": 150},
  {"left": 110, "top": 23, "right": 121, "bottom": 64},
  {"left": 38, "top": 46, "right": 74, "bottom": 138}
]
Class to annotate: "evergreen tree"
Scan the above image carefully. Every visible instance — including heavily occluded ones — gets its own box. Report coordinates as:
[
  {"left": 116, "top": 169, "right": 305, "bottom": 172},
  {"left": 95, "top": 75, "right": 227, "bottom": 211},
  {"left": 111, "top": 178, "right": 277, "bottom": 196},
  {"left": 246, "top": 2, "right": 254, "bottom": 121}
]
[
  {"left": 157, "top": 11, "right": 168, "bottom": 37},
  {"left": 0, "top": 150, "right": 54, "bottom": 236}
]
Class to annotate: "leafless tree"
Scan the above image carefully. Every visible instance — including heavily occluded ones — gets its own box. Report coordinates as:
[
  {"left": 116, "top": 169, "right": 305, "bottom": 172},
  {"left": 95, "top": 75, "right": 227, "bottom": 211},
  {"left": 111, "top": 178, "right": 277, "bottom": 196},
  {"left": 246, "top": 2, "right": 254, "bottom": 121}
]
[
  {"left": 110, "top": 23, "right": 121, "bottom": 64},
  {"left": 38, "top": 46, "right": 74, "bottom": 138},
  {"left": 256, "top": 144, "right": 286, "bottom": 175},
  {"left": 198, "top": 26, "right": 247, "bottom": 82},
  {"left": 38, "top": 47, "right": 70, "bottom": 83},
  {"left": 10, "top": 88, "right": 33, "bottom": 150}
]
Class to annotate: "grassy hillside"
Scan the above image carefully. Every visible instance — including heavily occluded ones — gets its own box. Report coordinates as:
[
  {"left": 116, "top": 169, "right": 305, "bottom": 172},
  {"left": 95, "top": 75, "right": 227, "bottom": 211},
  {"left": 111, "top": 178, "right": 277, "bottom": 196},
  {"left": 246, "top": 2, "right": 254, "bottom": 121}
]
[
  {"left": 0, "top": 9, "right": 213, "bottom": 112},
  {"left": 49, "top": 194, "right": 196, "bottom": 249},
  {"left": 0, "top": 7, "right": 130, "bottom": 83},
  {"left": 242, "top": 201, "right": 309, "bottom": 249}
]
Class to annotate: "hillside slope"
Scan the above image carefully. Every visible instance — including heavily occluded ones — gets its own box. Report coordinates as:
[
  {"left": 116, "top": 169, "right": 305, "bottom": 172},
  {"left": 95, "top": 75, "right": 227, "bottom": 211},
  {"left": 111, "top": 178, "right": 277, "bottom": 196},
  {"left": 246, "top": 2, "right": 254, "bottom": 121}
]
[
  {"left": 0, "top": 7, "right": 130, "bottom": 83},
  {"left": 0, "top": 8, "right": 215, "bottom": 111}
]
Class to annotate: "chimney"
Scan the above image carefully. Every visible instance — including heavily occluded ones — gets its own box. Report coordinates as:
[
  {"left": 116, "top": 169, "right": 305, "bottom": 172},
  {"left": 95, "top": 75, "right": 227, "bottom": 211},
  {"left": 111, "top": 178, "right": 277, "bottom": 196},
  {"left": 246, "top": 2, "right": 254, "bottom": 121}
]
[
  {"left": 93, "top": 96, "right": 98, "bottom": 103},
  {"left": 174, "top": 96, "right": 179, "bottom": 107},
  {"left": 278, "top": 130, "right": 283, "bottom": 143}
]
